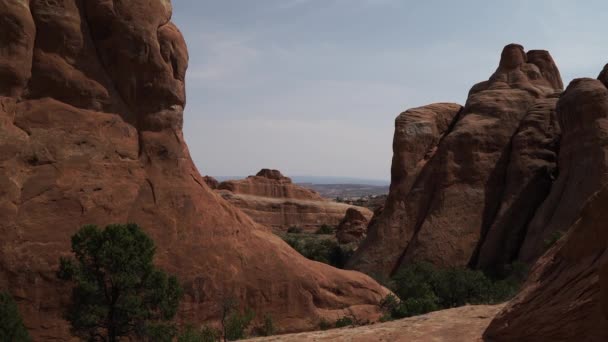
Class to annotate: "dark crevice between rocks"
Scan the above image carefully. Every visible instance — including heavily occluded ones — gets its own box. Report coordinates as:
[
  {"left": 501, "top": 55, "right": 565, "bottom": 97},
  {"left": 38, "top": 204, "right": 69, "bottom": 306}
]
[
  {"left": 78, "top": 0, "right": 140, "bottom": 145},
  {"left": 468, "top": 138, "right": 514, "bottom": 269},
  {"left": 10, "top": 3, "right": 35, "bottom": 102},
  {"left": 146, "top": 178, "right": 157, "bottom": 205}
]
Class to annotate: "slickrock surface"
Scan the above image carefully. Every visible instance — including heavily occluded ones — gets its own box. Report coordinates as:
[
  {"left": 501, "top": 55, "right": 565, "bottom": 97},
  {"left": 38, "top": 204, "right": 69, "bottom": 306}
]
[
  {"left": 247, "top": 304, "right": 504, "bottom": 342},
  {"left": 0, "top": 1, "right": 388, "bottom": 340},
  {"left": 349, "top": 44, "right": 564, "bottom": 277},
  {"left": 217, "top": 169, "right": 372, "bottom": 231}
]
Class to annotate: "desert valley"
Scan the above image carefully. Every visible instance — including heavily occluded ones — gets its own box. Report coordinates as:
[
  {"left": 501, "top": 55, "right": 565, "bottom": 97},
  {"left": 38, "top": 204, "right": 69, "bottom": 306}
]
[{"left": 1, "top": 1, "right": 608, "bottom": 341}]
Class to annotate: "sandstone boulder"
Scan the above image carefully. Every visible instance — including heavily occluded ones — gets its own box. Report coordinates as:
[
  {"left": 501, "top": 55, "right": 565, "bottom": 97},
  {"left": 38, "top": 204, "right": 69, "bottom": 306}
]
[
  {"left": 0, "top": 1, "right": 388, "bottom": 340},
  {"left": 336, "top": 208, "right": 372, "bottom": 244}
]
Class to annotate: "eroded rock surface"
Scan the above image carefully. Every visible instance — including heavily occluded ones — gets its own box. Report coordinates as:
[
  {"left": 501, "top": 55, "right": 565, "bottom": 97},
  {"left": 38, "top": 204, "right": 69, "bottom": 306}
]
[
  {"left": 336, "top": 208, "right": 372, "bottom": 244},
  {"left": 0, "top": 1, "right": 388, "bottom": 340},
  {"left": 484, "top": 71, "right": 608, "bottom": 342},
  {"left": 217, "top": 169, "right": 372, "bottom": 232},
  {"left": 348, "top": 44, "right": 563, "bottom": 277}
]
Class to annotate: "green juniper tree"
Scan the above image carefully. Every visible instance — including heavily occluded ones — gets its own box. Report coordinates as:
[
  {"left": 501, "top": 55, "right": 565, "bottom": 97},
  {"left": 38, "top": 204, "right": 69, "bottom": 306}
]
[
  {"left": 0, "top": 292, "right": 31, "bottom": 342},
  {"left": 57, "top": 224, "right": 183, "bottom": 342}
]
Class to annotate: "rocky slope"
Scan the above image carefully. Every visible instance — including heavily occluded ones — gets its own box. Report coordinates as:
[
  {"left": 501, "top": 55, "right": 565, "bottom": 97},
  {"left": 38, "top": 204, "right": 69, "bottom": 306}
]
[
  {"left": 217, "top": 169, "right": 372, "bottom": 232},
  {"left": 483, "top": 71, "right": 608, "bottom": 341},
  {"left": 0, "top": 1, "right": 388, "bottom": 340},
  {"left": 348, "top": 44, "right": 564, "bottom": 277}
]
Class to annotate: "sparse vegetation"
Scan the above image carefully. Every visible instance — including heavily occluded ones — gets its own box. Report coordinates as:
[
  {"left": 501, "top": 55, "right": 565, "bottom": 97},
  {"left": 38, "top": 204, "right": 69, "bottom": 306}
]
[
  {"left": 0, "top": 292, "right": 31, "bottom": 342},
  {"left": 315, "top": 224, "right": 335, "bottom": 235},
  {"left": 282, "top": 235, "right": 354, "bottom": 268},
  {"left": 257, "top": 314, "right": 275, "bottom": 337},
  {"left": 287, "top": 226, "right": 303, "bottom": 234},
  {"left": 178, "top": 325, "right": 220, "bottom": 342},
  {"left": 221, "top": 298, "right": 255, "bottom": 341},
  {"left": 318, "top": 319, "right": 332, "bottom": 330},
  {"left": 544, "top": 230, "right": 565, "bottom": 249},
  {"left": 334, "top": 316, "right": 354, "bottom": 328},
  {"left": 57, "top": 224, "right": 183, "bottom": 342},
  {"left": 380, "top": 262, "right": 526, "bottom": 321}
]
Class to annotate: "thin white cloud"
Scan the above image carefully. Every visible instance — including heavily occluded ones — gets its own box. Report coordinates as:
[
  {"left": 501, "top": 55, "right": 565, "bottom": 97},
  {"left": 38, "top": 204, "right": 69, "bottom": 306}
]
[{"left": 187, "top": 32, "right": 259, "bottom": 83}]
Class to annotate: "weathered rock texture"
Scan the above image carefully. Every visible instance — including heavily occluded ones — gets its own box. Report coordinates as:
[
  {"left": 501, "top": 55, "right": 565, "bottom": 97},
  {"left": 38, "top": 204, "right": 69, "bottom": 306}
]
[
  {"left": 348, "top": 44, "right": 564, "bottom": 277},
  {"left": 202, "top": 175, "right": 219, "bottom": 189},
  {"left": 483, "top": 73, "right": 608, "bottom": 341},
  {"left": 0, "top": 1, "right": 388, "bottom": 340},
  {"left": 336, "top": 208, "right": 372, "bottom": 245},
  {"left": 217, "top": 169, "right": 372, "bottom": 232}
]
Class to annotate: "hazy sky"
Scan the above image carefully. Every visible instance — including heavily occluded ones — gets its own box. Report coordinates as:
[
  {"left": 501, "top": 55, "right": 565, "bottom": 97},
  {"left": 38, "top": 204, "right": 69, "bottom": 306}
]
[{"left": 172, "top": 0, "right": 608, "bottom": 181}]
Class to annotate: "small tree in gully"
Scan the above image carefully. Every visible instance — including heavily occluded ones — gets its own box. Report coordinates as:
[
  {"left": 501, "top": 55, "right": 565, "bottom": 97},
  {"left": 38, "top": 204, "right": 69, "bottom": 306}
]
[
  {"left": 0, "top": 292, "right": 31, "bottom": 342},
  {"left": 57, "top": 224, "right": 183, "bottom": 342}
]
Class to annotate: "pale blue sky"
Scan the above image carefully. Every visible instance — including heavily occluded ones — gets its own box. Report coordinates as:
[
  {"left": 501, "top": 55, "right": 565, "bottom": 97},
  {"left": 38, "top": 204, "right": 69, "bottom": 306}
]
[{"left": 172, "top": 0, "right": 608, "bottom": 181}]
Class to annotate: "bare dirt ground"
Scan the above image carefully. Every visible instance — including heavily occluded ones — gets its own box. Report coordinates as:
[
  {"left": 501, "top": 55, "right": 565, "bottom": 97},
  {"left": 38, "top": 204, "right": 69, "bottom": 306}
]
[{"left": 247, "top": 304, "right": 504, "bottom": 342}]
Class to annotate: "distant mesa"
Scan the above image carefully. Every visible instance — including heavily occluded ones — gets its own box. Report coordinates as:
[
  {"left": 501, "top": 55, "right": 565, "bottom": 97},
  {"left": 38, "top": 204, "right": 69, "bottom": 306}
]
[
  {"left": 216, "top": 169, "right": 373, "bottom": 232},
  {"left": 255, "top": 168, "right": 289, "bottom": 181}
]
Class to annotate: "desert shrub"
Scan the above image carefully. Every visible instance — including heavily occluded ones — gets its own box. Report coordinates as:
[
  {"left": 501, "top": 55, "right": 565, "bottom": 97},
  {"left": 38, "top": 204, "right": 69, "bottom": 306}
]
[
  {"left": 0, "top": 292, "right": 31, "bottom": 342},
  {"left": 381, "top": 262, "right": 522, "bottom": 320},
  {"left": 315, "top": 225, "right": 335, "bottom": 235},
  {"left": 334, "top": 316, "right": 354, "bottom": 328},
  {"left": 221, "top": 298, "right": 255, "bottom": 341},
  {"left": 544, "top": 230, "right": 565, "bottom": 249},
  {"left": 318, "top": 319, "right": 332, "bottom": 330},
  {"left": 258, "top": 314, "right": 275, "bottom": 337},
  {"left": 282, "top": 236, "right": 353, "bottom": 269},
  {"left": 178, "top": 325, "right": 219, "bottom": 342},
  {"left": 287, "top": 226, "right": 303, "bottom": 234}
]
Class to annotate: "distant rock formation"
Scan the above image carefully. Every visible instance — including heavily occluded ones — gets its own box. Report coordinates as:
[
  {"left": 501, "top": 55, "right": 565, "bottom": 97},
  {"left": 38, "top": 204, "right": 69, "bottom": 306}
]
[
  {"left": 217, "top": 169, "right": 373, "bottom": 232},
  {"left": 484, "top": 70, "right": 608, "bottom": 341},
  {"left": 336, "top": 208, "right": 372, "bottom": 244},
  {"left": 218, "top": 169, "right": 322, "bottom": 200},
  {"left": 0, "top": 1, "right": 388, "bottom": 340},
  {"left": 348, "top": 44, "right": 564, "bottom": 277},
  {"left": 202, "top": 175, "right": 219, "bottom": 189}
]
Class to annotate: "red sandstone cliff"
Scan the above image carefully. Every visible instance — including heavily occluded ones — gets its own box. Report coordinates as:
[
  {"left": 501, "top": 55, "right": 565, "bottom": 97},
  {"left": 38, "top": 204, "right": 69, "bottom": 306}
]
[
  {"left": 348, "top": 44, "right": 564, "bottom": 277},
  {"left": 0, "top": 1, "right": 388, "bottom": 340},
  {"left": 483, "top": 71, "right": 608, "bottom": 342}
]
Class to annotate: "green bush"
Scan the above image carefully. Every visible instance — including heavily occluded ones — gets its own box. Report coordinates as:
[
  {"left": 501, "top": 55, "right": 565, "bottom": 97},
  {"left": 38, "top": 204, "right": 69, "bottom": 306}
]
[
  {"left": 381, "top": 262, "right": 523, "bottom": 320},
  {"left": 258, "top": 314, "right": 275, "bottom": 337},
  {"left": 221, "top": 298, "right": 255, "bottom": 341},
  {"left": 282, "top": 236, "right": 353, "bottom": 269},
  {"left": 318, "top": 319, "right": 332, "bottom": 330},
  {"left": 334, "top": 316, "right": 354, "bottom": 328},
  {"left": 287, "top": 226, "right": 303, "bottom": 234},
  {"left": 178, "top": 325, "right": 219, "bottom": 342},
  {"left": 0, "top": 292, "right": 31, "bottom": 342},
  {"left": 315, "top": 225, "right": 335, "bottom": 235}
]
